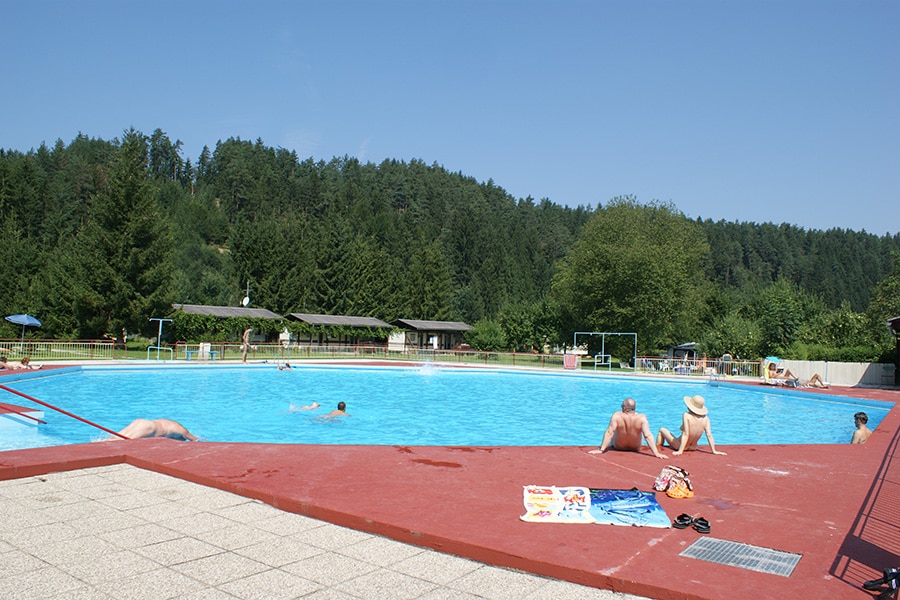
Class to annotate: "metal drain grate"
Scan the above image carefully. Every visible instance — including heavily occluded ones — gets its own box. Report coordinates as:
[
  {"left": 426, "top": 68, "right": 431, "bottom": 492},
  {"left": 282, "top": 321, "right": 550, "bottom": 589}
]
[{"left": 680, "top": 537, "right": 801, "bottom": 577}]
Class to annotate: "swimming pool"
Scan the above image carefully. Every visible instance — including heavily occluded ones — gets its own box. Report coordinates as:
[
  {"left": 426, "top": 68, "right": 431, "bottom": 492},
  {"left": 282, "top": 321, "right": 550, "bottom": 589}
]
[{"left": 0, "top": 364, "right": 892, "bottom": 451}]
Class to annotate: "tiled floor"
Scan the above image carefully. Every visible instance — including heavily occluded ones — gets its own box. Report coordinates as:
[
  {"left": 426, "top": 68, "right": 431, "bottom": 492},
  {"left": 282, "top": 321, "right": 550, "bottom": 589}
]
[{"left": 0, "top": 464, "right": 645, "bottom": 600}]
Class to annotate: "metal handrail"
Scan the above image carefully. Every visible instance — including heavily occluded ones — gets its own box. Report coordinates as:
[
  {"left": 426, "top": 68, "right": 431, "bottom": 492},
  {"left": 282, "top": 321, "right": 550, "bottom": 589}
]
[{"left": 0, "top": 383, "right": 127, "bottom": 439}]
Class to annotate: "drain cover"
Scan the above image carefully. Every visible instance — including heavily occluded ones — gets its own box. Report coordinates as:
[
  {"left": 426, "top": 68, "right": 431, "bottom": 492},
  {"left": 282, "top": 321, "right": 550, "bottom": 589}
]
[{"left": 680, "top": 537, "right": 801, "bottom": 577}]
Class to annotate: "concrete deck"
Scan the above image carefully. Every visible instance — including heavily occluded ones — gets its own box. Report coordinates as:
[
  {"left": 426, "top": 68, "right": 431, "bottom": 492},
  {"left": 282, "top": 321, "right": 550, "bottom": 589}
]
[{"left": 1, "top": 374, "right": 899, "bottom": 599}]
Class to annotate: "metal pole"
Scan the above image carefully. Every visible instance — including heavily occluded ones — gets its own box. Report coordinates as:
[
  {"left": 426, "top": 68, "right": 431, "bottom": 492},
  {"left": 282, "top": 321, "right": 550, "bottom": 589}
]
[{"left": 149, "top": 318, "right": 172, "bottom": 361}]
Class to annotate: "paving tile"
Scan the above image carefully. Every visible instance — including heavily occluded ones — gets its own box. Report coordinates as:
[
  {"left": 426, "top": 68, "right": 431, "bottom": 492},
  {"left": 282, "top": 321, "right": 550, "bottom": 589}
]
[
  {"left": 96, "top": 522, "right": 182, "bottom": 550},
  {"left": 333, "top": 567, "right": 439, "bottom": 600},
  {"left": 8, "top": 520, "right": 85, "bottom": 550},
  {"left": 246, "top": 511, "right": 324, "bottom": 536},
  {"left": 133, "top": 536, "right": 224, "bottom": 566},
  {"left": 448, "top": 565, "right": 549, "bottom": 599},
  {"left": 0, "top": 565, "right": 88, "bottom": 600},
  {"left": 126, "top": 498, "right": 199, "bottom": 522},
  {"left": 0, "top": 548, "right": 51, "bottom": 577},
  {"left": 92, "top": 565, "right": 208, "bottom": 600},
  {"left": 170, "top": 551, "right": 270, "bottom": 586},
  {"left": 290, "top": 522, "right": 374, "bottom": 551},
  {"left": 213, "top": 499, "right": 285, "bottom": 524},
  {"left": 163, "top": 511, "right": 237, "bottom": 536},
  {"left": 26, "top": 535, "right": 118, "bottom": 564},
  {"left": 234, "top": 535, "right": 324, "bottom": 567},
  {"left": 217, "top": 567, "right": 322, "bottom": 600},
  {"left": 391, "top": 550, "right": 483, "bottom": 585},
  {"left": 194, "top": 523, "right": 280, "bottom": 551},
  {"left": 57, "top": 549, "right": 159, "bottom": 585},
  {"left": 337, "top": 535, "right": 425, "bottom": 567},
  {"left": 525, "top": 578, "right": 647, "bottom": 599},
  {"left": 281, "top": 551, "right": 377, "bottom": 586}
]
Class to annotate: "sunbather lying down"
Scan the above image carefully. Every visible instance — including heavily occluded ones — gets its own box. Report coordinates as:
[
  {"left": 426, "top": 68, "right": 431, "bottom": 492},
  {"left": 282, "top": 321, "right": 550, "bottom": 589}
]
[{"left": 764, "top": 362, "right": 829, "bottom": 388}]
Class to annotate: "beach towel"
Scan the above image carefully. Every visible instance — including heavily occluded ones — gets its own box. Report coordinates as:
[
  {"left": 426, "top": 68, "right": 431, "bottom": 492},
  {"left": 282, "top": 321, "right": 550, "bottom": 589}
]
[{"left": 520, "top": 485, "right": 669, "bottom": 527}]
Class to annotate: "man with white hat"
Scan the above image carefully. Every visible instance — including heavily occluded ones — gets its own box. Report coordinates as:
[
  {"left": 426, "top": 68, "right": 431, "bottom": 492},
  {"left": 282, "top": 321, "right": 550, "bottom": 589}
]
[{"left": 656, "top": 395, "right": 727, "bottom": 456}]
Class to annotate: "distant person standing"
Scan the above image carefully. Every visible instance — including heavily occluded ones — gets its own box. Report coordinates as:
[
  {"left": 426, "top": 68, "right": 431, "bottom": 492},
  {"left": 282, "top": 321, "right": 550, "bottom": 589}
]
[
  {"left": 851, "top": 412, "right": 872, "bottom": 444},
  {"left": 241, "top": 327, "right": 253, "bottom": 363}
]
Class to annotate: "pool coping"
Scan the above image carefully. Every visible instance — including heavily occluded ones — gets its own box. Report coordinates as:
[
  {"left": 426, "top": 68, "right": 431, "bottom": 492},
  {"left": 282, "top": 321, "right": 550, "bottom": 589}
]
[{"left": 2, "top": 363, "right": 900, "bottom": 599}]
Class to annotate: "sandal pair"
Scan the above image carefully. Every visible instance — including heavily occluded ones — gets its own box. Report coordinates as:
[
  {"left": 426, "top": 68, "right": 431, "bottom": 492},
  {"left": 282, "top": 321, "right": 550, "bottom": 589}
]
[{"left": 672, "top": 513, "right": 711, "bottom": 534}]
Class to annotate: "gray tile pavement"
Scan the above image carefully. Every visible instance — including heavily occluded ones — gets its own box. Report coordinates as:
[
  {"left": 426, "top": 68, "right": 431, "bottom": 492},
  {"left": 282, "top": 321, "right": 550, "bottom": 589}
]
[{"left": 0, "top": 464, "right": 647, "bottom": 600}]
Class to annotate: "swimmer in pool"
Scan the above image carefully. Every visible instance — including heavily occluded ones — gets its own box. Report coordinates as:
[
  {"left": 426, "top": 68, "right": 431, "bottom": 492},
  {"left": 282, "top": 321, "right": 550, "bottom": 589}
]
[
  {"left": 115, "top": 418, "right": 198, "bottom": 441},
  {"left": 288, "top": 401, "right": 319, "bottom": 411},
  {"left": 588, "top": 397, "right": 666, "bottom": 459},
  {"left": 320, "top": 401, "right": 348, "bottom": 419},
  {"left": 851, "top": 412, "right": 872, "bottom": 444}
]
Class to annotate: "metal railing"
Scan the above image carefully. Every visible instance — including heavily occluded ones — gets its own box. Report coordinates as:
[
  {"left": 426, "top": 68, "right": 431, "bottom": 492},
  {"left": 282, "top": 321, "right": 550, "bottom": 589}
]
[
  {"left": 636, "top": 356, "right": 761, "bottom": 378},
  {"left": 0, "top": 339, "right": 115, "bottom": 361}
]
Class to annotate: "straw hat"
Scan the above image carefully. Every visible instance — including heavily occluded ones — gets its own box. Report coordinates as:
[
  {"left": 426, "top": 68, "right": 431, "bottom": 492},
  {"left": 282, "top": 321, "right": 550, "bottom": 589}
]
[{"left": 683, "top": 395, "right": 708, "bottom": 416}]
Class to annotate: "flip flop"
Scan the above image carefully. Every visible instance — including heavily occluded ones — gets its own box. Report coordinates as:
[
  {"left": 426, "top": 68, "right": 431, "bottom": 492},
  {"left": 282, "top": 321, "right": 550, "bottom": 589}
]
[
  {"left": 692, "top": 517, "right": 711, "bottom": 534},
  {"left": 673, "top": 513, "right": 694, "bottom": 529}
]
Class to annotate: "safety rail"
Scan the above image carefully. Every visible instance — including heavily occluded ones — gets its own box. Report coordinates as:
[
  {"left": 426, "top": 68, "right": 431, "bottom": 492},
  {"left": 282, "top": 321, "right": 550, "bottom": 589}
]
[
  {"left": 0, "top": 339, "right": 115, "bottom": 361},
  {"left": 637, "top": 356, "right": 761, "bottom": 378},
  {"left": 173, "top": 343, "right": 576, "bottom": 369},
  {"left": 0, "top": 383, "right": 127, "bottom": 439}
]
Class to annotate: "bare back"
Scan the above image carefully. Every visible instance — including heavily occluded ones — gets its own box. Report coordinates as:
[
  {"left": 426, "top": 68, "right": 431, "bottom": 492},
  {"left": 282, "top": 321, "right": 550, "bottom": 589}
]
[
  {"left": 679, "top": 413, "right": 709, "bottom": 450},
  {"left": 609, "top": 411, "right": 651, "bottom": 451}
]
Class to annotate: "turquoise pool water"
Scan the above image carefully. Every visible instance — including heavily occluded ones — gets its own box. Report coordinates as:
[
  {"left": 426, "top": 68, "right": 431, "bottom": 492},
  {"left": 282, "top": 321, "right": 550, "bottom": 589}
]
[{"left": 0, "top": 364, "right": 892, "bottom": 451}]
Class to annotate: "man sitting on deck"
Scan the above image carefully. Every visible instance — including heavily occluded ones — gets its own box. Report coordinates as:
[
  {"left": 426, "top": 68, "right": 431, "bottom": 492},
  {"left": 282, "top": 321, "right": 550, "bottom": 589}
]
[
  {"left": 589, "top": 398, "right": 666, "bottom": 459},
  {"left": 115, "top": 418, "right": 198, "bottom": 441}
]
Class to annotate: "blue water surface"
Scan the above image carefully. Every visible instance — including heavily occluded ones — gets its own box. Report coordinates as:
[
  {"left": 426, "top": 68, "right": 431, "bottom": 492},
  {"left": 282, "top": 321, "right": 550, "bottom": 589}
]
[{"left": 0, "top": 364, "right": 892, "bottom": 451}]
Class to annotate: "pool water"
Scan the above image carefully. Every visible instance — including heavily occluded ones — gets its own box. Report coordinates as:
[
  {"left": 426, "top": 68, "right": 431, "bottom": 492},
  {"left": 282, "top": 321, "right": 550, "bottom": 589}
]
[{"left": 0, "top": 365, "right": 892, "bottom": 451}]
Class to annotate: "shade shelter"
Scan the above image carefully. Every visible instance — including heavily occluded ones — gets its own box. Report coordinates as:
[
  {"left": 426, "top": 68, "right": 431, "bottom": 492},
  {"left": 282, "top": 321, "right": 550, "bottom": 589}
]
[
  {"left": 285, "top": 313, "right": 392, "bottom": 346},
  {"left": 389, "top": 319, "right": 473, "bottom": 351}
]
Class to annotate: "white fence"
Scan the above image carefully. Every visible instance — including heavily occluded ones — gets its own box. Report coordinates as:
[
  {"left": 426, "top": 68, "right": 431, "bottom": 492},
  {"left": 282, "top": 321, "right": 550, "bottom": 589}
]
[{"left": 779, "top": 360, "right": 895, "bottom": 388}]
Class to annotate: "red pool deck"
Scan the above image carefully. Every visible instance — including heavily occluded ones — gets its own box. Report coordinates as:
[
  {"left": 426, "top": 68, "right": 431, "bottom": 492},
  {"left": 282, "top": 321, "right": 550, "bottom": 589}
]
[{"left": 2, "top": 378, "right": 899, "bottom": 600}]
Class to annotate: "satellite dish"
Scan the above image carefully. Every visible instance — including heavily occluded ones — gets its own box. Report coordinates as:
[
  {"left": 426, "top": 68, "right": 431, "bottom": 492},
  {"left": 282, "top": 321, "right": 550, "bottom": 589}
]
[{"left": 241, "top": 296, "right": 250, "bottom": 307}]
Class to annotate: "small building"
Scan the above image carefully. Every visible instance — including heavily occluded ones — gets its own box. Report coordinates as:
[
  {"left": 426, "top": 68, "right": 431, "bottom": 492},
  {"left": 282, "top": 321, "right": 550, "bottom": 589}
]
[
  {"left": 171, "top": 304, "right": 283, "bottom": 342},
  {"left": 668, "top": 342, "right": 699, "bottom": 361},
  {"left": 388, "top": 319, "right": 473, "bottom": 352},
  {"left": 285, "top": 313, "right": 392, "bottom": 345}
]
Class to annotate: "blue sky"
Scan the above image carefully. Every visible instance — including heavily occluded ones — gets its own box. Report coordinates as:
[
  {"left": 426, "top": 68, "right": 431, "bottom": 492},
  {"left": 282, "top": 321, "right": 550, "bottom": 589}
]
[{"left": 3, "top": 1, "right": 897, "bottom": 235}]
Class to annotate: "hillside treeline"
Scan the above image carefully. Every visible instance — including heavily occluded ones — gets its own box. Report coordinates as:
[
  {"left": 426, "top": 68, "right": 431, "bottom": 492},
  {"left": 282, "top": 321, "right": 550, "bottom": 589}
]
[{"left": 1, "top": 128, "right": 898, "bottom": 361}]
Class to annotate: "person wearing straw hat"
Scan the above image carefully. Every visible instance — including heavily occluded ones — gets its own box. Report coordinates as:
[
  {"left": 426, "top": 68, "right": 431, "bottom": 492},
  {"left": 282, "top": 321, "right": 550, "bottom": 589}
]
[{"left": 656, "top": 395, "right": 727, "bottom": 456}]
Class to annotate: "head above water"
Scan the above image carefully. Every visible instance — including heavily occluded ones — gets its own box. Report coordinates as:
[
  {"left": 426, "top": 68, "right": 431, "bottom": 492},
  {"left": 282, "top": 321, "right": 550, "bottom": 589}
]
[
  {"left": 855, "top": 412, "right": 868, "bottom": 425},
  {"left": 684, "top": 395, "right": 708, "bottom": 416},
  {"left": 621, "top": 398, "right": 636, "bottom": 413},
  {"left": 337, "top": 401, "right": 346, "bottom": 411}
]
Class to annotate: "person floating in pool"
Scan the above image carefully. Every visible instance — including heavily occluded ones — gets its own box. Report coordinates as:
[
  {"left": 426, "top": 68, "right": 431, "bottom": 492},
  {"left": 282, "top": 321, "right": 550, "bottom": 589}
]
[
  {"left": 288, "top": 401, "right": 319, "bottom": 411},
  {"left": 278, "top": 362, "right": 292, "bottom": 370},
  {"left": 115, "top": 418, "right": 198, "bottom": 441},
  {"left": 851, "top": 412, "right": 872, "bottom": 444},
  {"left": 656, "top": 395, "right": 727, "bottom": 456},
  {"left": 588, "top": 397, "right": 666, "bottom": 459}
]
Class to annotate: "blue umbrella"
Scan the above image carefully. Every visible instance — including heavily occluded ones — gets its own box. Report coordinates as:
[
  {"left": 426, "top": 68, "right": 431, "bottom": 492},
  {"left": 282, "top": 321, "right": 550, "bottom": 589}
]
[
  {"left": 765, "top": 356, "right": 781, "bottom": 363},
  {"left": 5, "top": 314, "right": 42, "bottom": 344}
]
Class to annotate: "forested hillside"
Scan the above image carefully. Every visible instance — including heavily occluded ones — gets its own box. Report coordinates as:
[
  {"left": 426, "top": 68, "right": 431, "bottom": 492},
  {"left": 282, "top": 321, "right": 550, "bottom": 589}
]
[{"left": 1, "top": 129, "right": 898, "bottom": 360}]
